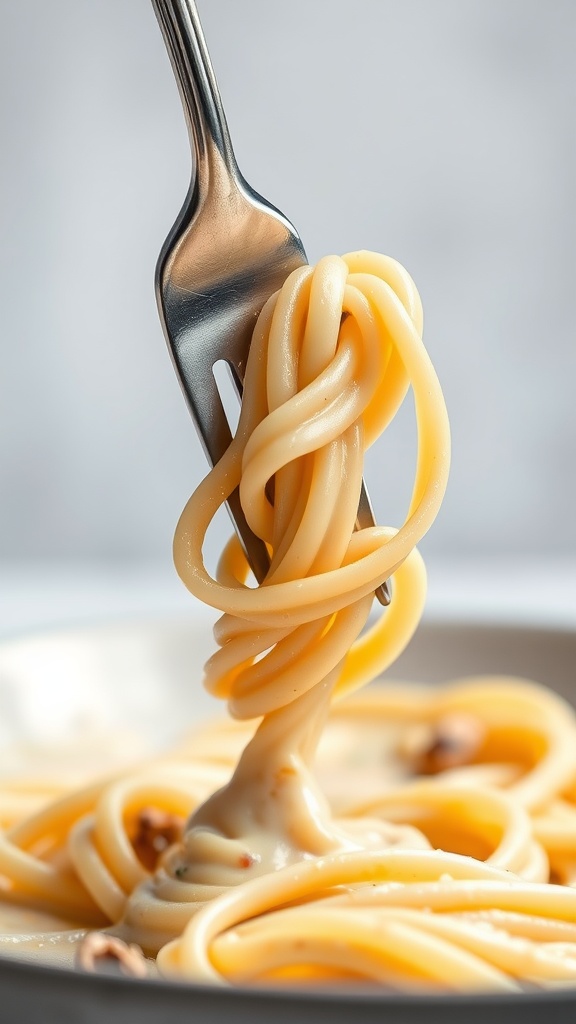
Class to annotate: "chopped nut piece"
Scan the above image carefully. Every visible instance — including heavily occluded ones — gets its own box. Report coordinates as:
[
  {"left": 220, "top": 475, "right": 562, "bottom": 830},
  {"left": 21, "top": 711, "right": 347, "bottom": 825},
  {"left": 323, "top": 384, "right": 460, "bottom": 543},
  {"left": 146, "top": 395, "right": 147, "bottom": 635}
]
[
  {"left": 77, "top": 932, "right": 148, "bottom": 978},
  {"left": 132, "top": 807, "right": 183, "bottom": 871},
  {"left": 415, "top": 713, "right": 485, "bottom": 776}
]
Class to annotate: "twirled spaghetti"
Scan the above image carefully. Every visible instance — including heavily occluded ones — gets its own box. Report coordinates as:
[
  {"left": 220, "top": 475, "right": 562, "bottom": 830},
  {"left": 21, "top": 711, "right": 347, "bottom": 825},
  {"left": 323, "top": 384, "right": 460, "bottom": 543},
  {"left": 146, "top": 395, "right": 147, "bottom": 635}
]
[{"left": 1, "top": 252, "right": 575, "bottom": 992}]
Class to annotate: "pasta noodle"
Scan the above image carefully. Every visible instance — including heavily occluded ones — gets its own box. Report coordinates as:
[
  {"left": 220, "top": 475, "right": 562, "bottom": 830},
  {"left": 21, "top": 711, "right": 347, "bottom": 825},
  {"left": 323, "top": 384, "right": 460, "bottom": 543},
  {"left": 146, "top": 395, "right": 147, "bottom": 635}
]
[{"left": 1, "top": 252, "right": 575, "bottom": 993}]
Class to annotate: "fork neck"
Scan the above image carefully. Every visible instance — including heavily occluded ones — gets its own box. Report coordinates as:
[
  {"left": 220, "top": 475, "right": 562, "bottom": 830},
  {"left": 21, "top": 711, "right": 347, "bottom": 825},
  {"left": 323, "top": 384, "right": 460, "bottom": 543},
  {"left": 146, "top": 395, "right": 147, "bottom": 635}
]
[{"left": 152, "top": 0, "right": 240, "bottom": 197}]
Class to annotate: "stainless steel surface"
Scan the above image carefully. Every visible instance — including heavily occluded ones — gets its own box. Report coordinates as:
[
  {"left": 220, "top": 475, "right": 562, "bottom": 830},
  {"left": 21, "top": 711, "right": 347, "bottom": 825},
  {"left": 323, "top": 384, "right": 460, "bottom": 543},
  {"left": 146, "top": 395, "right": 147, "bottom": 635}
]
[
  {"left": 356, "top": 483, "right": 390, "bottom": 605},
  {"left": 151, "top": 0, "right": 389, "bottom": 603}
]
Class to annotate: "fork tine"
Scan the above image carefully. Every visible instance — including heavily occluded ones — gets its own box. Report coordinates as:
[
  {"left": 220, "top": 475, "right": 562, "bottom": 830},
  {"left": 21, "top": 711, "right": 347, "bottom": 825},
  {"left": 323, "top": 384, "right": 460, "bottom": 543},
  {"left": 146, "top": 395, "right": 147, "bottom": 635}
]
[
  {"left": 227, "top": 488, "right": 271, "bottom": 584},
  {"left": 153, "top": 0, "right": 390, "bottom": 607},
  {"left": 182, "top": 357, "right": 271, "bottom": 583},
  {"left": 357, "top": 482, "right": 391, "bottom": 606}
]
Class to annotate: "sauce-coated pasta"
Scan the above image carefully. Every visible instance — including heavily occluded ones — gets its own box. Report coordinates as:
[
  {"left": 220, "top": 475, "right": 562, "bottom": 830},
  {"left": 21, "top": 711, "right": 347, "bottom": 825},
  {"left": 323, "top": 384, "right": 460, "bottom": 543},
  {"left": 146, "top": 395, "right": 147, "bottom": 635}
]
[{"left": 1, "top": 254, "right": 575, "bottom": 992}]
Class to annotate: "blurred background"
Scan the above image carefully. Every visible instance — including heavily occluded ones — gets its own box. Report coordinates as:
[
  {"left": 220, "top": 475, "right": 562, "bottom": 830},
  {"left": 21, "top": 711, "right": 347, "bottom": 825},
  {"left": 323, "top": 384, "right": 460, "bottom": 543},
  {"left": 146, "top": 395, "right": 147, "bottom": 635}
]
[{"left": 1, "top": 0, "right": 575, "bottom": 634}]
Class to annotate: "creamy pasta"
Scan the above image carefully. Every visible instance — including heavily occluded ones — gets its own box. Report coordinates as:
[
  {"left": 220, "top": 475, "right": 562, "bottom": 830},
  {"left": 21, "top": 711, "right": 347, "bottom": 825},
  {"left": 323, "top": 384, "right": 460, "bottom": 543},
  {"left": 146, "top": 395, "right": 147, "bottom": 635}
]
[{"left": 1, "top": 252, "right": 576, "bottom": 992}]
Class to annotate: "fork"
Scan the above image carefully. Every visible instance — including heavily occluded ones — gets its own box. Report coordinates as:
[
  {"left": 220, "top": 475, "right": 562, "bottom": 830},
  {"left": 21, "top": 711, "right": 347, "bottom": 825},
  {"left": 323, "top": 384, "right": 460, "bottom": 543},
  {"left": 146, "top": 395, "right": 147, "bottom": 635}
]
[{"left": 151, "top": 0, "right": 390, "bottom": 605}]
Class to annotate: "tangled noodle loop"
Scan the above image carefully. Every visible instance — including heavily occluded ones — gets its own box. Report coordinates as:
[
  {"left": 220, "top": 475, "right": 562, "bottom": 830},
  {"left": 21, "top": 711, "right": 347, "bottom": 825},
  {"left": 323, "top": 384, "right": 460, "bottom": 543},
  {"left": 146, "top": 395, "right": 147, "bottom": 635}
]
[{"left": 174, "top": 251, "right": 450, "bottom": 720}]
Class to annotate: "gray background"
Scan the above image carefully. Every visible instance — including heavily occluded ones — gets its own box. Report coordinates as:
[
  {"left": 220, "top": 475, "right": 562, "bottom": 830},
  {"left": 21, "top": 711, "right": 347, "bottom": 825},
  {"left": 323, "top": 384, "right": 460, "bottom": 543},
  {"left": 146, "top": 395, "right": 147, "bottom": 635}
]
[{"left": 1, "top": 0, "right": 575, "bottom": 576}]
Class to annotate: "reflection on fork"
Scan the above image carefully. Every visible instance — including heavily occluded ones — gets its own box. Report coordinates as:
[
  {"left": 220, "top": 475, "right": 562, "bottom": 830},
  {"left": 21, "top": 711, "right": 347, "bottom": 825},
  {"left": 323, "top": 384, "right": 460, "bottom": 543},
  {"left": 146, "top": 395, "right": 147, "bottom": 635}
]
[{"left": 151, "top": 0, "right": 390, "bottom": 606}]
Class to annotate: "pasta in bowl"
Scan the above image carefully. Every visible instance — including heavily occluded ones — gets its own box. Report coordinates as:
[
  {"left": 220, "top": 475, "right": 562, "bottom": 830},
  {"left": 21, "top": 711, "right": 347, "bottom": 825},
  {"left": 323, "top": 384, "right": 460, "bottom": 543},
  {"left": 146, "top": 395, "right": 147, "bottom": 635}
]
[{"left": 0, "top": 616, "right": 575, "bottom": 1024}]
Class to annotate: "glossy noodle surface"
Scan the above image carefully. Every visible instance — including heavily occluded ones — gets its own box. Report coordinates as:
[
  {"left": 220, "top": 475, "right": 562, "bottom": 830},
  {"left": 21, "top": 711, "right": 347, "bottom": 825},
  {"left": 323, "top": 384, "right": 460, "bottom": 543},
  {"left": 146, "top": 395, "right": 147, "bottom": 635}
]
[{"left": 1, "top": 254, "right": 575, "bottom": 992}]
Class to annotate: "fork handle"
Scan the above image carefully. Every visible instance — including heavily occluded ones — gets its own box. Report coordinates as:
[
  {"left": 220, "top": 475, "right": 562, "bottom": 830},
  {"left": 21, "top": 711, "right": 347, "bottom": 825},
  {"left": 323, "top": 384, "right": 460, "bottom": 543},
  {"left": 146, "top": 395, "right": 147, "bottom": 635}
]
[{"left": 151, "top": 0, "right": 238, "bottom": 193}]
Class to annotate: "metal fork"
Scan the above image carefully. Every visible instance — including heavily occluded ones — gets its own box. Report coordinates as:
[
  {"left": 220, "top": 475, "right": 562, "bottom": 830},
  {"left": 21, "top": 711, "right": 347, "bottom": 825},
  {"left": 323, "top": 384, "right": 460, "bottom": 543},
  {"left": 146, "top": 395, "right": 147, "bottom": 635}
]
[{"left": 151, "top": 0, "right": 390, "bottom": 605}]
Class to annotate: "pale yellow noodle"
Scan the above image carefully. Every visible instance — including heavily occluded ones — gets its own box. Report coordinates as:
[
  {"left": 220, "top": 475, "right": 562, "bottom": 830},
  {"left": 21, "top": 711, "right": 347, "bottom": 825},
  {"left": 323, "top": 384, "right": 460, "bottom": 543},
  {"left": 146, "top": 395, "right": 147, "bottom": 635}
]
[{"left": 1, "top": 252, "right": 576, "bottom": 993}]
